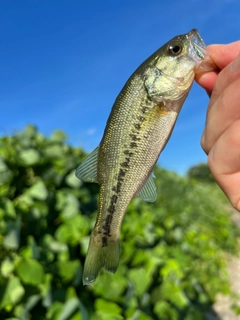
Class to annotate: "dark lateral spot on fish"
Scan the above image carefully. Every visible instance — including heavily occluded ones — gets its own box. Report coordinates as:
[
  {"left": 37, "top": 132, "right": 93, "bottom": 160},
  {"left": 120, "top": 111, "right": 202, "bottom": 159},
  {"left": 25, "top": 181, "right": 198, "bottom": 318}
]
[
  {"left": 102, "top": 165, "right": 127, "bottom": 245},
  {"left": 105, "top": 167, "right": 128, "bottom": 238},
  {"left": 121, "top": 157, "right": 130, "bottom": 168},
  {"left": 129, "top": 133, "right": 141, "bottom": 141},
  {"left": 106, "top": 214, "right": 113, "bottom": 225},
  {"left": 107, "top": 202, "right": 115, "bottom": 215},
  {"left": 134, "top": 123, "right": 141, "bottom": 130},
  {"left": 116, "top": 181, "right": 122, "bottom": 193},
  {"left": 102, "top": 236, "right": 108, "bottom": 247},
  {"left": 121, "top": 161, "right": 129, "bottom": 168},
  {"left": 142, "top": 107, "right": 148, "bottom": 113},
  {"left": 123, "top": 150, "right": 134, "bottom": 157},
  {"left": 112, "top": 167, "right": 127, "bottom": 195},
  {"left": 112, "top": 181, "right": 122, "bottom": 194},
  {"left": 138, "top": 116, "right": 144, "bottom": 121},
  {"left": 105, "top": 193, "right": 119, "bottom": 236},
  {"left": 103, "top": 214, "right": 113, "bottom": 237},
  {"left": 130, "top": 142, "right": 138, "bottom": 148},
  {"left": 118, "top": 169, "right": 126, "bottom": 181},
  {"left": 111, "top": 194, "right": 118, "bottom": 204}
]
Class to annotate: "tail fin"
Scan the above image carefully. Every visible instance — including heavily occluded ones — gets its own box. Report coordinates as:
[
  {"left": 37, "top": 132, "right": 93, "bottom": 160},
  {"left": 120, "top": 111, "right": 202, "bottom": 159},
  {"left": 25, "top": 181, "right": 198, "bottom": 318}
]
[{"left": 82, "top": 234, "right": 120, "bottom": 285}]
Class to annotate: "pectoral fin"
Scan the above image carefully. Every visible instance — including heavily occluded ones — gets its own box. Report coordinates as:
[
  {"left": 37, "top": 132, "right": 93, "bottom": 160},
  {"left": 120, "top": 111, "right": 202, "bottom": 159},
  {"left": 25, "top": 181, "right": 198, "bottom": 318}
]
[
  {"left": 137, "top": 173, "right": 157, "bottom": 202},
  {"left": 75, "top": 147, "right": 99, "bottom": 183}
]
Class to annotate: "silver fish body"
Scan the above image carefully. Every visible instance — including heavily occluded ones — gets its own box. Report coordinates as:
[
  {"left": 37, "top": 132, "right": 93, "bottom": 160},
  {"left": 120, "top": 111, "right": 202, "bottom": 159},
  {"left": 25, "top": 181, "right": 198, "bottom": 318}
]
[{"left": 76, "top": 29, "right": 214, "bottom": 285}]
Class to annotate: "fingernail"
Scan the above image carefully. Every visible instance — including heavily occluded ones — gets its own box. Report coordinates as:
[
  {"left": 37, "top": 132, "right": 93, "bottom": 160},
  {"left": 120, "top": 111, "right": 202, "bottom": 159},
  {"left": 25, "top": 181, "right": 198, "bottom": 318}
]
[{"left": 230, "top": 53, "right": 240, "bottom": 73}]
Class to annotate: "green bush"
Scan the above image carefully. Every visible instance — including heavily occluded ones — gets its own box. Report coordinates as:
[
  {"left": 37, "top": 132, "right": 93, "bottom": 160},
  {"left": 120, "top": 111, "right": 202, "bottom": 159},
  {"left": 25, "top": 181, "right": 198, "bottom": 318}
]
[
  {"left": 187, "top": 163, "right": 215, "bottom": 183},
  {"left": 0, "top": 125, "right": 239, "bottom": 320}
]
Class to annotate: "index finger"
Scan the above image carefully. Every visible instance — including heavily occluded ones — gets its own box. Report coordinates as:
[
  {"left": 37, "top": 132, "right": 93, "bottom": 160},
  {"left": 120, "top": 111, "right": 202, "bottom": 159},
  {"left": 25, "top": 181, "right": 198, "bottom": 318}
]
[{"left": 195, "top": 41, "right": 240, "bottom": 93}]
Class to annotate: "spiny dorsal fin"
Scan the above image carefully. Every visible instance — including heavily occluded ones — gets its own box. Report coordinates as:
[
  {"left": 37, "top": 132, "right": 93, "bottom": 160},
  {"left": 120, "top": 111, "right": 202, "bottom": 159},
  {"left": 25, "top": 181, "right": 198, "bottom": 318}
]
[
  {"left": 75, "top": 147, "right": 99, "bottom": 183},
  {"left": 137, "top": 173, "right": 157, "bottom": 202}
]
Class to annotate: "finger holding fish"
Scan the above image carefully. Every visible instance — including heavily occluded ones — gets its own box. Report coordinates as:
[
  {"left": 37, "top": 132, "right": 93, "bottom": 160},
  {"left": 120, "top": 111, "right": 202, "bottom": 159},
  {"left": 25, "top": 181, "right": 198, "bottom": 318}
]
[
  {"left": 195, "top": 44, "right": 240, "bottom": 154},
  {"left": 195, "top": 41, "right": 240, "bottom": 93},
  {"left": 195, "top": 42, "right": 240, "bottom": 210}
]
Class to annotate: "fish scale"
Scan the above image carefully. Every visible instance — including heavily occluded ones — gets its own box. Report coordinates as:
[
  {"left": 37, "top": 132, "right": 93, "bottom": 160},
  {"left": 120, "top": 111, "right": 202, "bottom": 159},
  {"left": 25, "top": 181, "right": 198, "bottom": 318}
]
[{"left": 75, "top": 29, "right": 216, "bottom": 285}]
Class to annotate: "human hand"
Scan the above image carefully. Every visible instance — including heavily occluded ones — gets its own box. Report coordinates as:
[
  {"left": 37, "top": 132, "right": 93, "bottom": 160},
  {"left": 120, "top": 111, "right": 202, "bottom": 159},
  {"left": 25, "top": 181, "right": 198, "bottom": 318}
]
[{"left": 195, "top": 41, "right": 240, "bottom": 210}]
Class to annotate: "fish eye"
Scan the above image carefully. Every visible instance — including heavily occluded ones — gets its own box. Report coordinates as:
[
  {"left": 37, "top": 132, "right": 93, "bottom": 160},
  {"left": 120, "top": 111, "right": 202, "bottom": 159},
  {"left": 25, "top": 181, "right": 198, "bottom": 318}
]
[{"left": 167, "top": 42, "right": 183, "bottom": 56}]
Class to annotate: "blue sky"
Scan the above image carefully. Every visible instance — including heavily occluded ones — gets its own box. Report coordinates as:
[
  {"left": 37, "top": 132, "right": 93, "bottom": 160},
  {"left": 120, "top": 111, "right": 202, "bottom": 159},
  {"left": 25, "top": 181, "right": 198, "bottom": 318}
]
[{"left": 1, "top": 0, "right": 240, "bottom": 174}]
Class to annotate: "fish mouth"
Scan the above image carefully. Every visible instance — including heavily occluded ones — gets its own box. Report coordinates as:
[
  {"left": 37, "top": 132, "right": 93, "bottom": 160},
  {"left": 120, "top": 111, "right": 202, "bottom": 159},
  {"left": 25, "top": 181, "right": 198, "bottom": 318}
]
[
  {"left": 188, "top": 29, "right": 207, "bottom": 59},
  {"left": 187, "top": 29, "right": 216, "bottom": 73}
]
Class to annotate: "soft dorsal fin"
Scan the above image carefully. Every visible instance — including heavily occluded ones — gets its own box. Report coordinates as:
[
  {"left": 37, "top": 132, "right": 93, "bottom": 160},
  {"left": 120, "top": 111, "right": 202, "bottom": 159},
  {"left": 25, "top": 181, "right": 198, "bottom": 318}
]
[
  {"left": 75, "top": 147, "right": 99, "bottom": 183},
  {"left": 137, "top": 173, "right": 157, "bottom": 202}
]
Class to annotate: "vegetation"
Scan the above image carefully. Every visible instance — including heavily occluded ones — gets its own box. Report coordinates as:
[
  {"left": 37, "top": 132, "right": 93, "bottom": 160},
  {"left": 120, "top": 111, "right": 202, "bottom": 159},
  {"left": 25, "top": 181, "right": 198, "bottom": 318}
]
[
  {"left": 187, "top": 163, "right": 215, "bottom": 183},
  {"left": 0, "top": 125, "right": 239, "bottom": 320}
]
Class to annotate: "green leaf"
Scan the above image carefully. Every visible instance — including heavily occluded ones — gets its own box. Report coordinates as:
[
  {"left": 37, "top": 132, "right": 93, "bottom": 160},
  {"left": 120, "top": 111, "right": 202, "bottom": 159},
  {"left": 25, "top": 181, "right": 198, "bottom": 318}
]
[
  {"left": 40, "top": 274, "right": 52, "bottom": 308},
  {"left": 3, "top": 198, "right": 16, "bottom": 218},
  {"left": 1, "top": 257, "right": 14, "bottom": 278},
  {"left": 44, "top": 234, "right": 68, "bottom": 253},
  {"left": 95, "top": 299, "right": 123, "bottom": 319},
  {"left": 55, "top": 215, "right": 89, "bottom": 245},
  {"left": 3, "top": 216, "right": 21, "bottom": 250},
  {"left": 15, "top": 258, "right": 44, "bottom": 286},
  {"left": 27, "top": 180, "right": 48, "bottom": 200},
  {"left": 55, "top": 260, "right": 80, "bottom": 283},
  {"left": 43, "top": 145, "right": 64, "bottom": 158},
  {"left": 61, "top": 193, "right": 79, "bottom": 219},
  {"left": 46, "top": 301, "right": 63, "bottom": 320},
  {"left": 128, "top": 268, "right": 151, "bottom": 296},
  {"left": 42, "top": 288, "right": 52, "bottom": 308},
  {"left": 50, "top": 130, "right": 67, "bottom": 142},
  {"left": 160, "top": 258, "right": 184, "bottom": 279},
  {"left": 3, "top": 228, "right": 20, "bottom": 249},
  {"left": 58, "top": 298, "right": 79, "bottom": 320},
  {"left": 24, "top": 294, "right": 41, "bottom": 311},
  {"left": 19, "top": 149, "right": 40, "bottom": 166},
  {"left": 0, "top": 276, "right": 25, "bottom": 310},
  {"left": 232, "top": 304, "right": 240, "bottom": 315},
  {"left": 154, "top": 301, "right": 179, "bottom": 320},
  {"left": 0, "top": 157, "right": 8, "bottom": 172},
  {"left": 22, "top": 125, "right": 38, "bottom": 138},
  {"left": 0, "top": 169, "right": 13, "bottom": 186},
  {"left": 28, "top": 236, "right": 40, "bottom": 259},
  {"left": 15, "top": 193, "right": 34, "bottom": 210},
  {"left": 65, "top": 169, "right": 82, "bottom": 188},
  {"left": 93, "top": 270, "right": 128, "bottom": 301},
  {"left": 159, "top": 280, "right": 188, "bottom": 309}
]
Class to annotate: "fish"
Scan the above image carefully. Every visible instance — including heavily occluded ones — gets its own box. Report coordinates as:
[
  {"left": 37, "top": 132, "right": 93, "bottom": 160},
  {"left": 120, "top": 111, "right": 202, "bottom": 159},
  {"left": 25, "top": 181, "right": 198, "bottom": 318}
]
[{"left": 76, "top": 29, "right": 215, "bottom": 285}]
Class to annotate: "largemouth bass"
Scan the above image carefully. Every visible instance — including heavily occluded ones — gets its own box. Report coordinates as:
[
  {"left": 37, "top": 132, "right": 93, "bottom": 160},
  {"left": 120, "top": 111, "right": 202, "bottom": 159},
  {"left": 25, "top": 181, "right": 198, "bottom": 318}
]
[{"left": 76, "top": 29, "right": 215, "bottom": 285}]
